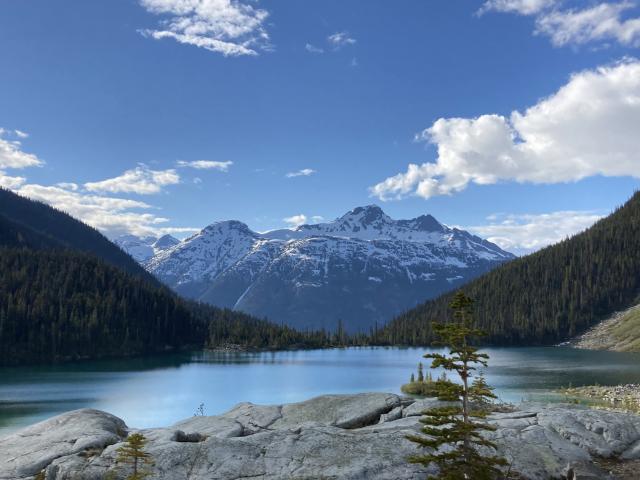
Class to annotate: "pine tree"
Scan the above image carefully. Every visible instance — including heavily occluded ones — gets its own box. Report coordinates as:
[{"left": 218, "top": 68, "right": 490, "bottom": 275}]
[
  {"left": 406, "top": 292, "right": 507, "bottom": 480},
  {"left": 116, "top": 433, "right": 153, "bottom": 480},
  {"left": 410, "top": 373, "right": 416, "bottom": 383},
  {"left": 417, "top": 362, "right": 424, "bottom": 382}
]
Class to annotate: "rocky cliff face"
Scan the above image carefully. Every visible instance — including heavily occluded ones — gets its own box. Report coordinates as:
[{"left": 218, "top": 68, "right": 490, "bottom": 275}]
[
  {"left": 2, "top": 393, "right": 639, "bottom": 480},
  {"left": 131, "top": 206, "right": 514, "bottom": 332}
]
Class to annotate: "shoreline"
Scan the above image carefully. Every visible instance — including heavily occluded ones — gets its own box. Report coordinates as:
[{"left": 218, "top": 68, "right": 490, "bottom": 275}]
[{"left": 560, "top": 383, "right": 640, "bottom": 414}]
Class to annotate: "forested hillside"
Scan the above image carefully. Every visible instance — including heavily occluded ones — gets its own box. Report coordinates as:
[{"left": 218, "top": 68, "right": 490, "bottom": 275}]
[
  {"left": 0, "top": 247, "right": 343, "bottom": 365},
  {"left": 0, "top": 190, "right": 341, "bottom": 365},
  {"left": 0, "top": 248, "right": 201, "bottom": 364},
  {"left": 0, "top": 188, "right": 154, "bottom": 281},
  {"left": 377, "top": 191, "right": 640, "bottom": 346}
]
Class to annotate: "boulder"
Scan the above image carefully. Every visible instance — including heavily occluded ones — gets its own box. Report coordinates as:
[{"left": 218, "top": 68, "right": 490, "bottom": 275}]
[{"left": 0, "top": 409, "right": 126, "bottom": 480}]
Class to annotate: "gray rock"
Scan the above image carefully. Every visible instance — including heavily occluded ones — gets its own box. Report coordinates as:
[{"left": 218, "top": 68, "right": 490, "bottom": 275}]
[
  {"left": 3, "top": 395, "right": 640, "bottom": 480},
  {"left": 537, "top": 406, "right": 640, "bottom": 457},
  {"left": 402, "top": 397, "right": 459, "bottom": 417},
  {"left": 565, "top": 461, "right": 616, "bottom": 480},
  {"left": 0, "top": 408, "right": 126, "bottom": 480},
  {"left": 271, "top": 393, "right": 402, "bottom": 430},
  {"left": 379, "top": 406, "right": 403, "bottom": 423}
]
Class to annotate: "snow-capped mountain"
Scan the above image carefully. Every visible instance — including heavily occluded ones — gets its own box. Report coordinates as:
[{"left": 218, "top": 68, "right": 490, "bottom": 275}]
[
  {"left": 114, "top": 234, "right": 180, "bottom": 263},
  {"left": 128, "top": 206, "right": 514, "bottom": 332}
]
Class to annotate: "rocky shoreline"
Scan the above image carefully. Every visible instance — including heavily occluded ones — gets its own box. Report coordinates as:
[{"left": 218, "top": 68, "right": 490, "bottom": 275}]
[
  {"left": 2, "top": 393, "right": 640, "bottom": 480},
  {"left": 572, "top": 305, "right": 640, "bottom": 352},
  {"left": 561, "top": 384, "right": 640, "bottom": 414}
]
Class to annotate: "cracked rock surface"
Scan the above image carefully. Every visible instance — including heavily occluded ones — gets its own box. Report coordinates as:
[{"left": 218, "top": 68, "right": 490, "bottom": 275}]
[{"left": 1, "top": 393, "right": 640, "bottom": 479}]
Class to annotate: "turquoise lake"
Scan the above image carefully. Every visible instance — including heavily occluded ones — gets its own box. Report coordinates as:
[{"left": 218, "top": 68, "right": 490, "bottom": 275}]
[{"left": 2, "top": 346, "right": 640, "bottom": 436}]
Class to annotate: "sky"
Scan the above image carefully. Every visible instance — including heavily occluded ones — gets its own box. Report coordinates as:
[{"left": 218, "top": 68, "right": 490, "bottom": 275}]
[{"left": 1, "top": 0, "right": 640, "bottom": 255}]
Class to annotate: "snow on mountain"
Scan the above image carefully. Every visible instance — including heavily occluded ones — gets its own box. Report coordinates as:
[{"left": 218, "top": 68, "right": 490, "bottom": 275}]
[
  {"left": 115, "top": 234, "right": 180, "bottom": 263},
  {"left": 133, "top": 206, "right": 515, "bottom": 332}
]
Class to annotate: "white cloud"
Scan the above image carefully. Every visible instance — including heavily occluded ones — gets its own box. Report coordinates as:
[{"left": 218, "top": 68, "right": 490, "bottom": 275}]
[
  {"left": 55, "top": 182, "right": 79, "bottom": 191},
  {"left": 84, "top": 166, "right": 180, "bottom": 195},
  {"left": 14, "top": 183, "right": 198, "bottom": 238},
  {"left": 305, "top": 43, "right": 324, "bottom": 54},
  {"left": 536, "top": 2, "right": 640, "bottom": 47},
  {"left": 328, "top": 32, "right": 356, "bottom": 49},
  {"left": 177, "top": 160, "right": 233, "bottom": 171},
  {"left": 467, "top": 210, "right": 604, "bottom": 255},
  {"left": 283, "top": 214, "right": 324, "bottom": 227},
  {"left": 139, "top": 0, "right": 271, "bottom": 56},
  {"left": 371, "top": 59, "right": 640, "bottom": 200},
  {"left": 286, "top": 168, "right": 316, "bottom": 178},
  {"left": 0, "top": 129, "right": 43, "bottom": 170},
  {"left": 480, "top": 0, "right": 640, "bottom": 47},
  {"left": 0, "top": 129, "right": 188, "bottom": 238},
  {"left": 17, "top": 183, "right": 167, "bottom": 237},
  {"left": 283, "top": 214, "right": 307, "bottom": 227},
  {"left": 479, "top": 0, "right": 556, "bottom": 15},
  {"left": 0, "top": 172, "right": 26, "bottom": 189}
]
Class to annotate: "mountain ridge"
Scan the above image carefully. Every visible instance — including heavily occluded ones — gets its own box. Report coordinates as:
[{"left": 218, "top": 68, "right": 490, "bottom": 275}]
[{"left": 125, "top": 205, "right": 514, "bottom": 332}]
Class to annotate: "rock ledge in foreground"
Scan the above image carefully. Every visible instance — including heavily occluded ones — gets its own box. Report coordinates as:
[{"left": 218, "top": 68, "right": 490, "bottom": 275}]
[{"left": 2, "top": 393, "right": 640, "bottom": 480}]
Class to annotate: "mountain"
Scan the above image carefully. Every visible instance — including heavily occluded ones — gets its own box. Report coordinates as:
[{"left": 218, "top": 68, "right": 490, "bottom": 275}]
[
  {"left": 377, "top": 192, "right": 640, "bottom": 346},
  {"left": 134, "top": 206, "right": 514, "bottom": 332},
  {"left": 0, "top": 189, "right": 335, "bottom": 365},
  {"left": 114, "top": 234, "right": 180, "bottom": 263},
  {"left": 0, "top": 188, "right": 155, "bottom": 282}
]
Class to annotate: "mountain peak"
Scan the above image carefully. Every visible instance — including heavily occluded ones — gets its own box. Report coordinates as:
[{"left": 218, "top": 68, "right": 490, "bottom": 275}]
[
  {"left": 339, "top": 205, "right": 390, "bottom": 226},
  {"left": 203, "top": 220, "right": 253, "bottom": 234},
  {"left": 411, "top": 214, "right": 445, "bottom": 232},
  {"left": 153, "top": 234, "right": 179, "bottom": 249}
]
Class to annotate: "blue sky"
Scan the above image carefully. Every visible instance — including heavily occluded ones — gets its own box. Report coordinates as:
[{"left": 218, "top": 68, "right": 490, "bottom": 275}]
[{"left": 1, "top": 0, "right": 640, "bottom": 254}]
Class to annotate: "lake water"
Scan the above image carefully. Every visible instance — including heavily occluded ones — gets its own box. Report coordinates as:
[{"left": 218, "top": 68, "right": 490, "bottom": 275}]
[{"left": 2, "top": 346, "right": 640, "bottom": 436}]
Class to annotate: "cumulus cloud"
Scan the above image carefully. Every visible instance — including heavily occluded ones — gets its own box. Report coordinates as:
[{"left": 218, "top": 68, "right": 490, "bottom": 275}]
[
  {"left": 0, "top": 172, "right": 26, "bottom": 189},
  {"left": 14, "top": 182, "right": 197, "bottom": 238},
  {"left": 0, "top": 129, "right": 43, "bottom": 170},
  {"left": 328, "top": 32, "right": 356, "bottom": 49},
  {"left": 283, "top": 214, "right": 307, "bottom": 227},
  {"left": 177, "top": 160, "right": 233, "bottom": 171},
  {"left": 0, "top": 129, "right": 189, "bottom": 238},
  {"left": 84, "top": 166, "right": 180, "bottom": 195},
  {"left": 536, "top": 2, "right": 640, "bottom": 47},
  {"left": 371, "top": 60, "right": 640, "bottom": 200},
  {"left": 467, "top": 210, "right": 604, "bottom": 256},
  {"left": 286, "top": 168, "right": 316, "bottom": 178},
  {"left": 305, "top": 43, "right": 324, "bottom": 54},
  {"left": 139, "top": 0, "right": 271, "bottom": 56},
  {"left": 17, "top": 183, "right": 164, "bottom": 236},
  {"left": 480, "top": 0, "right": 640, "bottom": 47}
]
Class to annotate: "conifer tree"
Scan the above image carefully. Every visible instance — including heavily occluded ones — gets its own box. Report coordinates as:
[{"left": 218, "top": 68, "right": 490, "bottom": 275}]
[
  {"left": 116, "top": 433, "right": 153, "bottom": 480},
  {"left": 406, "top": 292, "right": 507, "bottom": 480},
  {"left": 417, "top": 362, "right": 424, "bottom": 382}
]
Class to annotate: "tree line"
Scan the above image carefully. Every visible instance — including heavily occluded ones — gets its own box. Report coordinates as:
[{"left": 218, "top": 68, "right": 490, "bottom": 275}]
[{"left": 376, "top": 191, "right": 640, "bottom": 346}]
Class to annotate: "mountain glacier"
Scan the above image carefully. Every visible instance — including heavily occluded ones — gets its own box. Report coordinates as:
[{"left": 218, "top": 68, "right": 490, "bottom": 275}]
[{"left": 118, "top": 206, "right": 514, "bottom": 332}]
